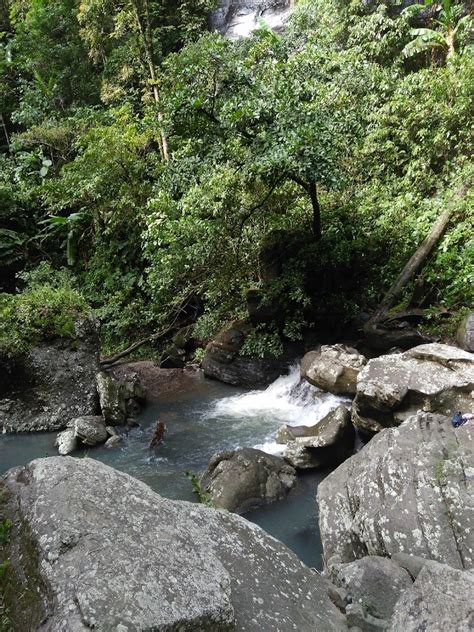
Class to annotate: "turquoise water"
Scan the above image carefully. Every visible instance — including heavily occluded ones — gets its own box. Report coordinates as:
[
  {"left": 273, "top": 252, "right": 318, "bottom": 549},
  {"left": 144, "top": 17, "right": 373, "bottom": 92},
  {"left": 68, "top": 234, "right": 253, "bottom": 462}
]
[{"left": 0, "top": 368, "right": 346, "bottom": 569}]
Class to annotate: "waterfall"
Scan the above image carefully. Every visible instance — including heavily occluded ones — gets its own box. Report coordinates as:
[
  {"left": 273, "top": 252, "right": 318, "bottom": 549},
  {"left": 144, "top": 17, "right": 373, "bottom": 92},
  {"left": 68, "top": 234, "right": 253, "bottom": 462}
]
[{"left": 207, "top": 364, "right": 351, "bottom": 455}]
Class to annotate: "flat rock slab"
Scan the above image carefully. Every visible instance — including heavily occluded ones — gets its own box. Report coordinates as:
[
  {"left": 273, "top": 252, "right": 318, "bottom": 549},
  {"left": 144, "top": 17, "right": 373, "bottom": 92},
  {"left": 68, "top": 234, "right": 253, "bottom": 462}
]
[
  {"left": 388, "top": 560, "right": 474, "bottom": 631},
  {"left": 353, "top": 343, "right": 474, "bottom": 433},
  {"left": 3, "top": 457, "right": 347, "bottom": 632},
  {"left": 318, "top": 413, "right": 474, "bottom": 570}
]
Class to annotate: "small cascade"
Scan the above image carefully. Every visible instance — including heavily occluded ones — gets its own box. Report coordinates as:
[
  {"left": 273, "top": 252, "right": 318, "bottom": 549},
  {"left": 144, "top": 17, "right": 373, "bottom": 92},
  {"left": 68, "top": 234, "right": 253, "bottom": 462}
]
[{"left": 207, "top": 364, "right": 351, "bottom": 454}]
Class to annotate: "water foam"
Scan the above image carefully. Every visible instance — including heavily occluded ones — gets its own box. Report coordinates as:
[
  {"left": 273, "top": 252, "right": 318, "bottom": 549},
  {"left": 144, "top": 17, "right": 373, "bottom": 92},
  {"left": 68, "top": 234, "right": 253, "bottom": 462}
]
[{"left": 206, "top": 364, "right": 351, "bottom": 455}]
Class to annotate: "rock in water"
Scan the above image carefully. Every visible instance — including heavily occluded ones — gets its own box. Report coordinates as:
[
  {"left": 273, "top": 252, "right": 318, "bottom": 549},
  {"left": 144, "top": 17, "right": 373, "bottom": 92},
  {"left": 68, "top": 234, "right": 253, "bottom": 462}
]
[
  {"left": 2, "top": 457, "right": 346, "bottom": 631},
  {"left": 352, "top": 343, "right": 474, "bottom": 434},
  {"left": 54, "top": 429, "right": 78, "bottom": 456},
  {"left": 388, "top": 561, "right": 474, "bottom": 632},
  {"left": 317, "top": 412, "right": 474, "bottom": 569},
  {"left": 96, "top": 368, "right": 145, "bottom": 425},
  {"left": 301, "top": 345, "right": 367, "bottom": 396},
  {"left": 202, "top": 319, "right": 297, "bottom": 387},
  {"left": 283, "top": 406, "right": 355, "bottom": 470},
  {"left": 72, "top": 415, "right": 108, "bottom": 446},
  {"left": 201, "top": 447, "right": 297, "bottom": 513},
  {"left": 0, "top": 317, "right": 99, "bottom": 433}
]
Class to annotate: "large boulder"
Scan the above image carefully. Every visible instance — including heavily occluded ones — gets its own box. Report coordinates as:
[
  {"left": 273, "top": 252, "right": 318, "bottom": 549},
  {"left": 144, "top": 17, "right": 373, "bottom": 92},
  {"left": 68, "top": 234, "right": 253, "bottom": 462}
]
[
  {"left": 202, "top": 319, "right": 298, "bottom": 387},
  {"left": 1, "top": 457, "right": 346, "bottom": 631},
  {"left": 337, "top": 556, "right": 413, "bottom": 623},
  {"left": 388, "top": 560, "right": 474, "bottom": 632},
  {"left": 0, "top": 317, "right": 100, "bottom": 433},
  {"left": 301, "top": 345, "right": 367, "bottom": 396},
  {"left": 96, "top": 367, "right": 145, "bottom": 425},
  {"left": 71, "top": 415, "right": 108, "bottom": 446},
  {"left": 317, "top": 412, "right": 474, "bottom": 570},
  {"left": 282, "top": 406, "right": 355, "bottom": 469},
  {"left": 200, "top": 448, "right": 297, "bottom": 513},
  {"left": 457, "top": 311, "right": 474, "bottom": 352},
  {"left": 211, "top": 0, "right": 293, "bottom": 40},
  {"left": 352, "top": 343, "right": 474, "bottom": 434}
]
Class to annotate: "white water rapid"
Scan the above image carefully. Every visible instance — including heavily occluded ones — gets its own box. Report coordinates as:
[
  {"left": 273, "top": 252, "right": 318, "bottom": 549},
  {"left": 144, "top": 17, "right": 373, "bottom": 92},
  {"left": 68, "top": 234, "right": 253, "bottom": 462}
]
[{"left": 206, "top": 364, "right": 351, "bottom": 455}]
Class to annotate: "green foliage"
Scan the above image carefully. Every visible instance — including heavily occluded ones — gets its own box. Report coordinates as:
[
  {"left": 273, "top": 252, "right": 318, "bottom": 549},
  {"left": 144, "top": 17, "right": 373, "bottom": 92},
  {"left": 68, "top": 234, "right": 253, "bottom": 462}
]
[
  {"left": 402, "top": 0, "right": 473, "bottom": 62},
  {"left": 0, "top": 523, "right": 11, "bottom": 547},
  {"left": 0, "top": 264, "right": 90, "bottom": 358},
  {"left": 0, "top": 0, "right": 472, "bottom": 355},
  {"left": 185, "top": 471, "right": 214, "bottom": 507}
]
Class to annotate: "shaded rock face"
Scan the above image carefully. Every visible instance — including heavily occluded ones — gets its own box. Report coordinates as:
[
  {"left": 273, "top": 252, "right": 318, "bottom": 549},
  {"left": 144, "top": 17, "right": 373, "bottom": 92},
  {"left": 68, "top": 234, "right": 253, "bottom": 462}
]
[
  {"left": 202, "top": 319, "right": 298, "bottom": 387},
  {"left": 317, "top": 413, "right": 474, "bottom": 570},
  {"left": 457, "top": 311, "right": 474, "bottom": 352},
  {"left": 282, "top": 405, "right": 355, "bottom": 470},
  {"left": 337, "top": 556, "right": 412, "bottom": 623},
  {"left": 353, "top": 343, "right": 474, "bottom": 434},
  {"left": 201, "top": 447, "right": 297, "bottom": 513},
  {"left": 2, "top": 457, "right": 346, "bottom": 631},
  {"left": 96, "top": 367, "right": 145, "bottom": 425},
  {"left": 0, "top": 317, "right": 100, "bottom": 433},
  {"left": 301, "top": 345, "right": 367, "bottom": 396},
  {"left": 388, "top": 560, "right": 474, "bottom": 632},
  {"left": 211, "top": 0, "right": 294, "bottom": 40}
]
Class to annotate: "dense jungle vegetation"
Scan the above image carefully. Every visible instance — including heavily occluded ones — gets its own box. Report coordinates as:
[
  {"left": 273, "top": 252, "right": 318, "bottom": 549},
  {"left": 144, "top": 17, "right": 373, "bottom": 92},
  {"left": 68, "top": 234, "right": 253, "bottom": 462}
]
[{"left": 0, "top": 0, "right": 472, "bottom": 359}]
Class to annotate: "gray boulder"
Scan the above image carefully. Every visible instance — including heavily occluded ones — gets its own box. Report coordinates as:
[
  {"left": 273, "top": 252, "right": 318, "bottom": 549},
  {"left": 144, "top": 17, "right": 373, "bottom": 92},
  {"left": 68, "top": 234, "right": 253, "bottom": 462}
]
[
  {"left": 283, "top": 406, "right": 355, "bottom": 469},
  {"left": 54, "top": 429, "right": 78, "bottom": 456},
  {"left": 0, "top": 317, "right": 99, "bottom": 433},
  {"left": 353, "top": 343, "right": 474, "bottom": 434},
  {"left": 200, "top": 447, "right": 297, "bottom": 513},
  {"left": 71, "top": 415, "right": 108, "bottom": 446},
  {"left": 301, "top": 345, "right": 367, "bottom": 396},
  {"left": 337, "top": 556, "right": 412, "bottom": 623},
  {"left": 1, "top": 457, "right": 347, "bottom": 631},
  {"left": 96, "top": 367, "right": 145, "bottom": 425},
  {"left": 318, "top": 412, "right": 474, "bottom": 570},
  {"left": 211, "top": 0, "right": 293, "bottom": 40},
  {"left": 457, "top": 311, "right": 474, "bottom": 352},
  {"left": 388, "top": 561, "right": 474, "bottom": 632}
]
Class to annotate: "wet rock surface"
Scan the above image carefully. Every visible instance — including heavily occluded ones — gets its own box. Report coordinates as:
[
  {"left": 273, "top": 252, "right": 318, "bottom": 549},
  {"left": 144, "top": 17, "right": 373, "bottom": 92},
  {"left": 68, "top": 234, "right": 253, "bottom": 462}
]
[
  {"left": 2, "top": 457, "right": 347, "bottom": 631},
  {"left": 352, "top": 343, "right": 474, "bottom": 433},
  {"left": 202, "top": 319, "right": 298, "bottom": 387},
  {"left": 301, "top": 345, "right": 367, "bottom": 396},
  {"left": 318, "top": 412, "right": 474, "bottom": 570},
  {"left": 96, "top": 367, "right": 145, "bottom": 425},
  {"left": 282, "top": 405, "right": 355, "bottom": 470},
  {"left": 0, "top": 317, "right": 100, "bottom": 433},
  {"left": 201, "top": 447, "right": 297, "bottom": 513},
  {"left": 387, "top": 560, "right": 474, "bottom": 632}
]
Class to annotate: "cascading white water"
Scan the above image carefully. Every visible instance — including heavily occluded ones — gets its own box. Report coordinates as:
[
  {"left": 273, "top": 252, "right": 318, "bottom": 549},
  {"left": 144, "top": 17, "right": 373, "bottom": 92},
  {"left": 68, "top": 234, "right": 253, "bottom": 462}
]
[{"left": 206, "top": 364, "right": 351, "bottom": 455}]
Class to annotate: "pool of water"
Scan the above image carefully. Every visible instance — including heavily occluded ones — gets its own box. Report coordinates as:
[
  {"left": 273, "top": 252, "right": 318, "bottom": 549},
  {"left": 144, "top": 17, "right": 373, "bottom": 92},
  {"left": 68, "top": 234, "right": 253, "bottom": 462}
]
[{"left": 0, "top": 366, "right": 349, "bottom": 569}]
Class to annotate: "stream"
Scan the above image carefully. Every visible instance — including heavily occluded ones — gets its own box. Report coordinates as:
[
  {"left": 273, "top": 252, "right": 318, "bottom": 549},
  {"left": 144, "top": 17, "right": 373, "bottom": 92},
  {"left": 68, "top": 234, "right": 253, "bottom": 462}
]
[{"left": 0, "top": 365, "right": 349, "bottom": 569}]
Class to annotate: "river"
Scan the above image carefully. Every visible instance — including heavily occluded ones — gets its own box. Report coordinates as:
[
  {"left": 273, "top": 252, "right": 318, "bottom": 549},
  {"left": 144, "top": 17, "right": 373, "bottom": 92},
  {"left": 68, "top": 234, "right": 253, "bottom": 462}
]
[{"left": 0, "top": 365, "right": 349, "bottom": 569}]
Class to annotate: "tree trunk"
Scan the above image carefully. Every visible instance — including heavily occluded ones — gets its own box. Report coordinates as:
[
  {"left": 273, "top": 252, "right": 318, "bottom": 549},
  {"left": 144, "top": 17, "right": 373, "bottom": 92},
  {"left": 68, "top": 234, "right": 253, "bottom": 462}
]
[
  {"left": 133, "top": 0, "right": 169, "bottom": 161},
  {"left": 368, "top": 187, "right": 465, "bottom": 324},
  {"left": 308, "top": 179, "right": 321, "bottom": 240}
]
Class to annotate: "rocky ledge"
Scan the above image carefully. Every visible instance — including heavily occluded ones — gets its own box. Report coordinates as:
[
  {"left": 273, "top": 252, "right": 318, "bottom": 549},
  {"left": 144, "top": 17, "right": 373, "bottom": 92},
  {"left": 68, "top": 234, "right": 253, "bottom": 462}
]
[
  {"left": 318, "top": 412, "right": 474, "bottom": 570},
  {"left": 1, "top": 457, "right": 346, "bottom": 631}
]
